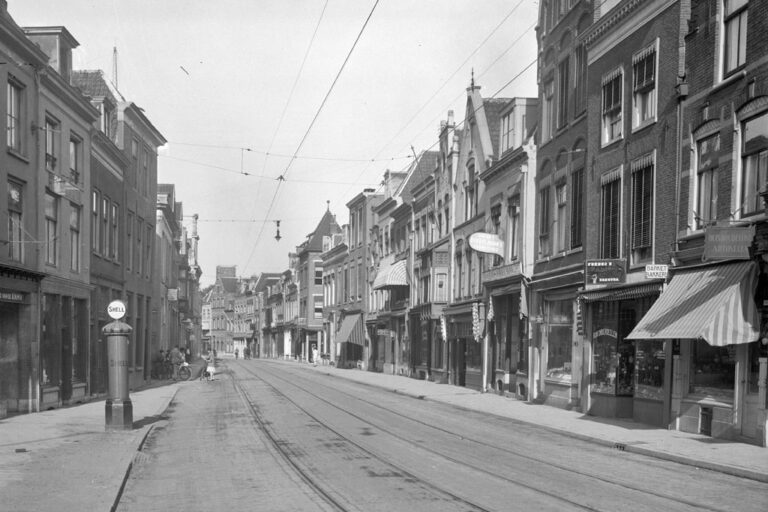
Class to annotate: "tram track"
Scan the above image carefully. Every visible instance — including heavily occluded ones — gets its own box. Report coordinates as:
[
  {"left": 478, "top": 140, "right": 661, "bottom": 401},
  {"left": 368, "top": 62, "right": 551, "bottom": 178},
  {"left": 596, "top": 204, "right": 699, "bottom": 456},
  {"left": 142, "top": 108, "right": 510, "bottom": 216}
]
[
  {"left": 231, "top": 368, "right": 502, "bottom": 512},
  {"left": 241, "top": 360, "right": 743, "bottom": 512},
  {"left": 233, "top": 362, "right": 610, "bottom": 512}
]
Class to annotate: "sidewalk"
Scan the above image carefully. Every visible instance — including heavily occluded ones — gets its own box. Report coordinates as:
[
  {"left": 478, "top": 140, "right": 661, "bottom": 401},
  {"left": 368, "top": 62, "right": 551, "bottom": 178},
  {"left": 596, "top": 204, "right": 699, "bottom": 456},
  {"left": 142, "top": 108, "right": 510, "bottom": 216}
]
[
  {"left": 295, "top": 359, "right": 768, "bottom": 483},
  {"left": 0, "top": 358, "right": 206, "bottom": 512}
]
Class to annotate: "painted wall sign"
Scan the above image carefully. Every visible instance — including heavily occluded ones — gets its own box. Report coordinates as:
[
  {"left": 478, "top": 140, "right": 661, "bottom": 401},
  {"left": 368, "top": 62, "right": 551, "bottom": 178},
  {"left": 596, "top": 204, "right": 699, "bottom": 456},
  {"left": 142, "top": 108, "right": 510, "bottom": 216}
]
[
  {"left": 468, "top": 232, "right": 504, "bottom": 257},
  {"left": 585, "top": 259, "right": 626, "bottom": 285},
  {"left": 703, "top": 225, "right": 755, "bottom": 261},
  {"left": 107, "top": 300, "right": 127, "bottom": 320}
]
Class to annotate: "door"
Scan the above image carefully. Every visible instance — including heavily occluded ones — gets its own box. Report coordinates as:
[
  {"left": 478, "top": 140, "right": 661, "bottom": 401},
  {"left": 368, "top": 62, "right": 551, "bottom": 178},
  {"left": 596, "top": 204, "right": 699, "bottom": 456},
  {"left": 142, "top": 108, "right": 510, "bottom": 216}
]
[{"left": 741, "top": 343, "right": 761, "bottom": 439}]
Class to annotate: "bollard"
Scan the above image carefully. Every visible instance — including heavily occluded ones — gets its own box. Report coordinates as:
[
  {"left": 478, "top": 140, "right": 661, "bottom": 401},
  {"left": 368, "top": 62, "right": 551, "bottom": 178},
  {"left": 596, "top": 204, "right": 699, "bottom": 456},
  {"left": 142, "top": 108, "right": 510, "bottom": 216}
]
[{"left": 103, "top": 320, "right": 133, "bottom": 430}]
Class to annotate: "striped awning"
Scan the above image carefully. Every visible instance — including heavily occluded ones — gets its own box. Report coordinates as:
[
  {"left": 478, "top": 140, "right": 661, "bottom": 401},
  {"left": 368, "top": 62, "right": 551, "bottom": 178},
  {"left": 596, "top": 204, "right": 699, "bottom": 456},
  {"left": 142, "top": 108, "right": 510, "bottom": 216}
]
[
  {"left": 625, "top": 261, "right": 760, "bottom": 346},
  {"left": 372, "top": 259, "right": 409, "bottom": 290},
  {"left": 336, "top": 314, "right": 364, "bottom": 346}
]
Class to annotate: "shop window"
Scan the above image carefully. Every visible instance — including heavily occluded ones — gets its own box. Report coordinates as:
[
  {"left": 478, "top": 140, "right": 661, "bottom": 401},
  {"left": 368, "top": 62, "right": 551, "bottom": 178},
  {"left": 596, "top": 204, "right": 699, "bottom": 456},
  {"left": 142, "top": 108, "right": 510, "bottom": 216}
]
[
  {"left": 545, "top": 299, "right": 573, "bottom": 382},
  {"left": 591, "top": 302, "right": 638, "bottom": 396},
  {"left": 689, "top": 339, "right": 735, "bottom": 401},
  {"left": 635, "top": 339, "right": 665, "bottom": 400}
]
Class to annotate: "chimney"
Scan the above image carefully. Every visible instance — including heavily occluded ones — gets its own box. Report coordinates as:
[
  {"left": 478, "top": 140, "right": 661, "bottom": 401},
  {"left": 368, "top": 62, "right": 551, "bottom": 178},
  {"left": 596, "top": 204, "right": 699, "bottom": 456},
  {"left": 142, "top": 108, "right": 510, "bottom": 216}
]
[{"left": 23, "top": 26, "right": 79, "bottom": 83}]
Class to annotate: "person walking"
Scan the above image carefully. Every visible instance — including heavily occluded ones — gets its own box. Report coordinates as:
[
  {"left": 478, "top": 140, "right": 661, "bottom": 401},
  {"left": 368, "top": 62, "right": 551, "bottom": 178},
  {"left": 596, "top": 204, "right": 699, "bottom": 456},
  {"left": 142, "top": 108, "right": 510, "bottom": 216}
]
[
  {"left": 312, "top": 345, "right": 319, "bottom": 367},
  {"left": 234, "top": 348, "right": 239, "bottom": 360},
  {"left": 170, "top": 345, "right": 183, "bottom": 380}
]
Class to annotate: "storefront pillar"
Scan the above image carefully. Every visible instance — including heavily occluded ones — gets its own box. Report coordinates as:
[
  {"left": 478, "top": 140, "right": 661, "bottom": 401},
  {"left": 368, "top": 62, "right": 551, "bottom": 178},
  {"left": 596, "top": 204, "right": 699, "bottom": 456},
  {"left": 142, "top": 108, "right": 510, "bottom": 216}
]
[{"left": 670, "top": 353, "right": 690, "bottom": 431}]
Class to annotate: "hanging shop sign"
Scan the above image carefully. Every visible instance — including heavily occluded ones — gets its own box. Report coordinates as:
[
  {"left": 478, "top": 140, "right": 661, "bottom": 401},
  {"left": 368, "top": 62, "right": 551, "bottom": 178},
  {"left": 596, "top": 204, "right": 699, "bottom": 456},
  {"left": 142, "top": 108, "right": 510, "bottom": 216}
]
[
  {"left": 703, "top": 225, "right": 755, "bottom": 261},
  {"left": 645, "top": 264, "right": 668, "bottom": 279},
  {"left": 107, "top": 300, "right": 127, "bottom": 320},
  {"left": 585, "top": 259, "right": 626, "bottom": 285},
  {"left": 468, "top": 232, "right": 504, "bottom": 257}
]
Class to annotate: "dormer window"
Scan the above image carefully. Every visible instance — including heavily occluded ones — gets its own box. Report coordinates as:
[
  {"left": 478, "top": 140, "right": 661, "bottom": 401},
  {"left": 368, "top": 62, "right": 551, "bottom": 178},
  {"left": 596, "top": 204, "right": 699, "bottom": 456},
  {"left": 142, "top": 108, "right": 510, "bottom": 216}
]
[
  {"left": 101, "top": 103, "right": 114, "bottom": 138},
  {"left": 500, "top": 112, "right": 514, "bottom": 154}
]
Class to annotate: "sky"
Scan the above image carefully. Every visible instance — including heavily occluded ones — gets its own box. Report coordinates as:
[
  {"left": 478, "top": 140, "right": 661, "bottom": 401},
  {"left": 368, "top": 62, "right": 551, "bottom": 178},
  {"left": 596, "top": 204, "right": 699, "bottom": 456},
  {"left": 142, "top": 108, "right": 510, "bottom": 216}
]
[{"left": 10, "top": 0, "right": 540, "bottom": 287}]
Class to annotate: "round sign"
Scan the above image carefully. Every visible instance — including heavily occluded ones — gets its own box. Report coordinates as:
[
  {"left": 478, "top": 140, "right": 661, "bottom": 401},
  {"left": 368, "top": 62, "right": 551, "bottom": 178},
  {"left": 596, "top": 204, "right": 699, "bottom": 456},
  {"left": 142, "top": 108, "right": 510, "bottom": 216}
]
[{"left": 107, "top": 300, "right": 127, "bottom": 320}]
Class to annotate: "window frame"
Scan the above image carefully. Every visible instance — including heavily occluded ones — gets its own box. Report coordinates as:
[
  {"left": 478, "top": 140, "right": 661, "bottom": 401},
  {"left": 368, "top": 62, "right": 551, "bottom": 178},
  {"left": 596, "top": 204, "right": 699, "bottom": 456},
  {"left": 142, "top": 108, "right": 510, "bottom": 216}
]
[
  {"left": 695, "top": 132, "right": 720, "bottom": 229},
  {"left": 600, "top": 169, "right": 622, "bottom": 259},
  {"left": 630, "top": 155, "right": 654, "bottom": 264},
  {"left": 44, "top": 192, "right": 58, "bottom": 266},
  {"left": 570, "top": 167, "right": 584, "bottom": 249},
  {"left": 7, "top": 78, "right": 23, "bottom": 152},
  {"left": 45, "top": 116, "right": 59, "bottom": 172},
  {"left": 69, "top": 203, "right": 80, "bottom": 272},
  {"left": 740, "top": 111, "right": 768, "bottom": 218},
  {"left": 601, "top": 69, "right": 624, "bottom": 146},
  {"left": 7, "top": 180, "right": 23, "bottom": 261},
  {"left": 632, "top": 42, "right": 658, "bottom": 131},
  {"left": 722, "top": 0, "right": 748, "bottom": 78},
  {"left": 557, "top": 56, "right": 570, "bottom": 130}
]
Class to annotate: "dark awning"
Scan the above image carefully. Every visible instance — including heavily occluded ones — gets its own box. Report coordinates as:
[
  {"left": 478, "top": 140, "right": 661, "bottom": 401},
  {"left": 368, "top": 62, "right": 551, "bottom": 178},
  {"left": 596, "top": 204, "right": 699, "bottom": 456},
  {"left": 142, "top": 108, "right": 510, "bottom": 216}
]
[
  {"left": 372, "top": 259, "right": 409, "bottom": 289},
  {"left": 580, "top": 282, "right": 662, "bottom": 303},
  {"left": 625, "top": 261, "right": 760, "bottom": 346},
  {"left": 336, "top": 314, "right": 364, "bottom": 345}
]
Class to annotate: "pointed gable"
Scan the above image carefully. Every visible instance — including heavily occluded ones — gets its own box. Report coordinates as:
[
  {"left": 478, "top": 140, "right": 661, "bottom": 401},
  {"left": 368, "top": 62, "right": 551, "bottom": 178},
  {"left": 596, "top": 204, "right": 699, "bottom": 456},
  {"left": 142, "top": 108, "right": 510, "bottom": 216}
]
[{"left": 302, "top": 209, "right": 341, "bottom": 254}]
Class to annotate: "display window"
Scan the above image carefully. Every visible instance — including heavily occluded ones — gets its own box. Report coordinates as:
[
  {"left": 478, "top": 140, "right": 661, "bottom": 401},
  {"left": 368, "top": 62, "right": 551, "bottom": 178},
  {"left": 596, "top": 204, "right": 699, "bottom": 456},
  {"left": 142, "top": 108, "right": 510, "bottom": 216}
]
[
  {"left": 545, "top": 299, "right": 573, "bottom": 382},
  {"left": 689, "top": 339, "right": 735, "bottom": 401},
  {"left": 590, "top": 300, "right": 648, "bottom": 397},
  {"left": 635, "top": 339, "right": 665, "bottom": 400}
]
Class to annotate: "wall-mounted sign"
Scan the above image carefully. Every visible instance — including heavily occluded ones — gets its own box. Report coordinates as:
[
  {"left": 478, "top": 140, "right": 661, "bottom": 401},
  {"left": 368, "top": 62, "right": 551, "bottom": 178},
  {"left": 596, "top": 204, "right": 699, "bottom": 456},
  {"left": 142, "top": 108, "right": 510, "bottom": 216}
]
[
  {"left": 645, "top": 264, "right": 668, "bottom": 279},
  {"left": 0, "top": 289, "right": 24, "bottom": 303},
  {"left": 107, "top": 300, "right": 126, "bottom": 320},
  {"left": 585, "top": 259, "right": 626, "bottom": 285},
  {"left": 703, "top": 225, "right": 755, "bottom": 261},
  {"left": 468, "top": 232, "right": 504, "bottom": 257},
  {"left": 167, "top": 288, "right": 178, "bottom": 301}
]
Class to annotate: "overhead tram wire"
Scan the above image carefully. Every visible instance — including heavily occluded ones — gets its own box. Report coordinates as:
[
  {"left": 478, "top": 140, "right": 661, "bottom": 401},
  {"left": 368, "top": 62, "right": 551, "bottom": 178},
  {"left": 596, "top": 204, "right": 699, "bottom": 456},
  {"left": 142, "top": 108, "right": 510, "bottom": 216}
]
[
  {"left": 240, "top": 0, "right": 380, "bottom": 275},
  {"left": 261, "top": 0, "right": 329, "bottom": 177}
]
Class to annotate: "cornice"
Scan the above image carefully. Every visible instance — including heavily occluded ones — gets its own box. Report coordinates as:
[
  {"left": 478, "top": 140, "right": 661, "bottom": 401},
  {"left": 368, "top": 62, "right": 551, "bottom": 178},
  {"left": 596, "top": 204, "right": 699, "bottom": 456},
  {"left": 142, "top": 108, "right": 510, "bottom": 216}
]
[{"left": 582, "top": 0, "right": 645, "bottom": 48}]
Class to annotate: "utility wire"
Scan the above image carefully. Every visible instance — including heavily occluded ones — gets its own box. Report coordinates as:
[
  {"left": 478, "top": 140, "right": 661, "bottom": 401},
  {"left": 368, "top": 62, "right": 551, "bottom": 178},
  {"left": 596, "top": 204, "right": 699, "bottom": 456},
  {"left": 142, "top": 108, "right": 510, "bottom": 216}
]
[
  {"left": 278, "top": 0, "right": 380, "bottom": 181},
  {"left": 261, "top": 0, "right": 329, "bottom": 177},
  {"left": 241, "top": 0, "right": 380, "bottom": 275},
  {"left": 166, "top": 140, "right": 411, "bottom": 163}
]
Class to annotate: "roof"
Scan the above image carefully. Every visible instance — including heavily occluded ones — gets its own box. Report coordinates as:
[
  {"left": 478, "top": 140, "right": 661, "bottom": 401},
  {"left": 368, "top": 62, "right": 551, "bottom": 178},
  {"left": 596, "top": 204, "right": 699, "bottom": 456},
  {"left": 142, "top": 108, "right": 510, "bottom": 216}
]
[
  {"left": 400, "top": 151, "right": 439, "bottom": 204},
  {"left": 71, "top": 70, "right": 119, "bottom": 104},
  {"left": 300, "top": 209, "right": 341, "bottom": 254},
  {"left": 483, "top": 98, "right": 512, "bottom": 158},
  {"left": 219, "top": 276, "right": 239, "bottom": 294}
]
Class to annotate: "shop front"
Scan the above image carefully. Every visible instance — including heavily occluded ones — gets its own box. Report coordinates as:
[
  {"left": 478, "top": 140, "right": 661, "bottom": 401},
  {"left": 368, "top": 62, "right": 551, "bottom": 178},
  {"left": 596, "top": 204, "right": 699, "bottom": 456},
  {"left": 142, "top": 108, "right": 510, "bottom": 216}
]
[
  {"left": 483, "top": 263, "right": 528, "bottom": 398},
  {"left": 580, "top": 283, "right": 661, "bottom": 423},
  {"left": 627, "top": 260, "right": 767, "bottom": 445},
  {"left": 444, "top": 301, "right": 484, "bottom": 390},
  {"left": 335, "top": 313, "right": 364, "bottom": 368},
  {"left": 529, "top": 268, "right": 584, "bottom": 409},
  {"left": 410, "top": 304, "right": 441, "bottom": 381},
  {"left": 0, "top": 267, "right": 43, "bottom": 417}
]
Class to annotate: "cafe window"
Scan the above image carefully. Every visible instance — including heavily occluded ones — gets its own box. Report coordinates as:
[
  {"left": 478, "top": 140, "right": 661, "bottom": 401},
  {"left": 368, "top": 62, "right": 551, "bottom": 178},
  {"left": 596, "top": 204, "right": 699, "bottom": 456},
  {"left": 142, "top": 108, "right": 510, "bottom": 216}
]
[
  {"left": 635, "top": 339, "right": 665, "bottom": 400},
  {"left": 689, "top": 339, "right": 735, "bottom": 401},
  {"left": 545, "top": 299, "right": 573, "bottom": 382}
]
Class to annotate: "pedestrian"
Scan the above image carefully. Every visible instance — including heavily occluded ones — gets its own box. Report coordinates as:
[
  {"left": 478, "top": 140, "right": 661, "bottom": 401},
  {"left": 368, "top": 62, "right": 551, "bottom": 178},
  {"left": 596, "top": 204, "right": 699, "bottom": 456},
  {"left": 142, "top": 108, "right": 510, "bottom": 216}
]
[
  {"left": 185, "top": 347, "right": 191, "bottom": 363},
  {"left": 312, "top": 345, "right": 319, "bottom": 367},
  {"left": 152, "top": 349, "right": 166, "bottom": 379},
  {"left": 244, "top": 346, "right": 250, "bottom": 359},
  {"left": 170, "top": 345, "right": 183, "bottom": 380},
  {"left": 234, "top": 348, "right": 239, "bottom": 360},
  {"left": 205, "top": 351, "right": 216, "bottom": 381}
]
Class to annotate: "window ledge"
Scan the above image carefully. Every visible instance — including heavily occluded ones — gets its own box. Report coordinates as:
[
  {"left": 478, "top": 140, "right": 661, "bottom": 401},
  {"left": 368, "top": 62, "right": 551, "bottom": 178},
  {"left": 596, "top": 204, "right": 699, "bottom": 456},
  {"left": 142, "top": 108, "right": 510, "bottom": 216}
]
[
  {"left": 600, "top": 138, "right": 623, "bottom": 150},
  {"left": 7, "top": 148, "right": 30, "bottom": 163},
  {"left": 712, "top": 70, "right": 746, "bottom": 94},
  {"left": 631, "top": 119, "right": 656, "bottom": 134}
]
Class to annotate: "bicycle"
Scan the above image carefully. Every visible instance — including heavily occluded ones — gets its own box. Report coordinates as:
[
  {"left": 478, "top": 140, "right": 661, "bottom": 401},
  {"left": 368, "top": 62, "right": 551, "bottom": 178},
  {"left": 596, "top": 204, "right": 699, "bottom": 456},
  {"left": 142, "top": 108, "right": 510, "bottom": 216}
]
[{"left": 176, "top": 361, "right": 191, "bottom": 381}]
